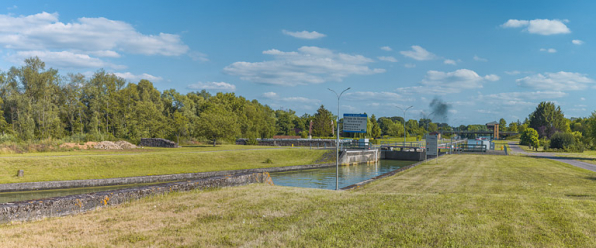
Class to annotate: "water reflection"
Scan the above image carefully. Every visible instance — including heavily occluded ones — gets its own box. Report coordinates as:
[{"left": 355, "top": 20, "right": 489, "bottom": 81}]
[{"left": 270, "top": 160, "right": 417, "bottom": 190}]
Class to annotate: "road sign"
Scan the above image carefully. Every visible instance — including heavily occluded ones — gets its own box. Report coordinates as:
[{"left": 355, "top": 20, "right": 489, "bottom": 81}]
[
  {"left": 426, "top": 134, "right": 438, "bottom": 156},
  {"left": 343, "top": 114, "right": 367, "bottom": 133}
]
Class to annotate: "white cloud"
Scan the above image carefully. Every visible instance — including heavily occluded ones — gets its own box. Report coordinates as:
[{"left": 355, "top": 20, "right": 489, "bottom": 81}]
[
  {"left": 113, "top": 72, "right": 162, "bottom": 82},
  {"left": 422, "top": 69, "right": 497, "bottom": 88},
  {"left": 473, "top": 55, "right": 488, "bottom": 62},
  {"left": 501, "top": 19, "right": 571, "bottom": 35},
  {"left": 345, "top": 91, "right": 403, "bottom": 101},
  {"left": 0, "top": 12, "right": 189, "bottom": 56},
  {"left": 400, "top": 45, "right": 437, "bottom": 61},
  {"left": 517, "top": 71, "right": 594, "bottom": 91},
  {"left": 572, "top": 39, "right": 584, "bottom": 45},
  {"left": 189, "top": 51, "right": 209, "bottom": 62},
  {"left": 505, "top": 70, "right": 521, "bottom": 75},
  {"left": 187, "top": 82, "right": 236, "bottom": 91},
  {"left": 6, "top": 50, "right": 126, "bottom": 69},
  {"left": 262, "top": 92, "right": 278, "bottom": 99},
  {"left": 501, "top": 19, "right": 530, "bottom": 28},
  {"left": 476, "top": 91, "right": 567, "bottom": 109},
  {"left": 581, "top": 97, "right": 586, "bottom": 101},
  {"left": 477, "top": 109, "right": 496, "bottom": 114},
  {"left": 540, "top": 48, "right": 557, "bottom": 53},
  {"left": 397, "top": 69, "right": 499, "bottom": 95},
  {"left": 87, "top": 50, "right": 121, "bottom": 58},
  {"left": 404, "top": 63, "right": 416, "bottom": 68},
  {"left": 224, "top": 46, "right": 385, "bottom": 86},
  {"left": 484, "top": 74, "right": 500, "bottom": 81},
  {"left": 282, "top": 29, "right": 326, "bottom": 39},
  {"left": 377, "top": 56, "right": 397, "bottom": 62},
  {"left": 280, "top": 97, "right": 320, "bottom": 103},
  {"left": 444, "top": 59, "right": 456, "bottom": 65},
  {"left": 380, "top": 46, "right": 392, "bottom": 51}
]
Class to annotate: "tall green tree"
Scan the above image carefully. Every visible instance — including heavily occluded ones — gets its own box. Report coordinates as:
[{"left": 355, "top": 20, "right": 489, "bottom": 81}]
[
  {"left": 508, "top": 122, "right": 518, "bottom": 133},
  {"left": 197, "top": 104, "right": 240, "bottom": 146},
  {"left": 499, "top": 118, "right": 507, "bottom": 132},
  {"left": 312, "top": 105, "right": 333, "bottom": 137},
  {"left": 529, "top": 102, "right": 568, "bottom": 138}
]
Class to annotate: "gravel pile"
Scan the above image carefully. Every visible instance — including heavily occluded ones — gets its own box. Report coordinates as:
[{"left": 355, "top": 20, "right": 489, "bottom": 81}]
[
  {"left": 115, "top": 141, "right": 137, "bottom": 149},
  {"left": 94, "top": 141, "right": 123, "bottom": 150}
]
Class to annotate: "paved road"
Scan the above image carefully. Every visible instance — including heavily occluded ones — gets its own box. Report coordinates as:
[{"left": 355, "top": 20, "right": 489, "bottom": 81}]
[{"left": 508, "top": 142, "right": 596, "bottom": 172}]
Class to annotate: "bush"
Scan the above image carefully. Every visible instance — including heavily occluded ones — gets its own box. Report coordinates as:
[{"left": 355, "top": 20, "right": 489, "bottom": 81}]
[
  {"left": 246, "top": 137, "right": 258, "bottom": 145},
  {"left": 520, "top": 128, "right": 539, "bottom": 150},
  {"left": 300, "top": 131, "right": 309, "bottom": 139},
  {"left": 550, "top": 132, "right": 575, "bottom": 149}
]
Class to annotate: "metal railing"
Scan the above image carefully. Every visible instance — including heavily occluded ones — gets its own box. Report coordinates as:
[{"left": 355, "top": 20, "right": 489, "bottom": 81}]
[{"left": 457, "top": 144, "right": 487, "bottom": 152}]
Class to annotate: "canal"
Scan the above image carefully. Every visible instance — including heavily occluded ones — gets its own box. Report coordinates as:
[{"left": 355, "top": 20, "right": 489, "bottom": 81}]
[
  {"left": 0, "top": 160, "right": 419, "bottom": 203},
  {"left": 269, "top": 159, "right": 418, "bottom": 190}
]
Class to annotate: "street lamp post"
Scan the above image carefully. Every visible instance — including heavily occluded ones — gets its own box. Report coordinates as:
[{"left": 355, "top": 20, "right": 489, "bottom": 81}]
[
  {"left": 396, "top": 106, "right": 413, "bottom": 147},
  {"left": 329, "top": 87, "right": 351, "bottom": 191}
]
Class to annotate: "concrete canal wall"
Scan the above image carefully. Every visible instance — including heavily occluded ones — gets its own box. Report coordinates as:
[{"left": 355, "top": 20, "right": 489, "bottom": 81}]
[
  {"left": 0, "top": 172, "right": 272, "bottom": 223},
  {"left": 339, "top": 149, "right": 380, "bottom": 165},
  {"left": 381, "top": 149, "right": 426, "bottom": 161},
  {"left": 0, "top": 163, "right": 335, "bottom": 192}
]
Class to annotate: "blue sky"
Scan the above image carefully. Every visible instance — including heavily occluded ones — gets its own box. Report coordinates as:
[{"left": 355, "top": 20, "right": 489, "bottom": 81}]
[{"left": 0, "top": 1, "right": 594, "bottom": 126}]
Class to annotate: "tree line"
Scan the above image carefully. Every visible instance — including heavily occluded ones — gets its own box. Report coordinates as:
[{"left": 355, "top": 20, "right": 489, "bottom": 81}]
[
  {"left": 0, "top": 58, "right": 461, "bottom": 145},
  {"left": 512, "top": 101, "right": 594, "bottom": 152},
  {"left": 6, "top": 58, "right": 592, "bottom": 150}
]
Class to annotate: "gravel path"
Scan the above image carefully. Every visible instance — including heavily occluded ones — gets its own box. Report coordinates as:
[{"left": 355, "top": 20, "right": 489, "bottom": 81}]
[{"left": 508, "top": 142, "right": 596, "bottom": 172}]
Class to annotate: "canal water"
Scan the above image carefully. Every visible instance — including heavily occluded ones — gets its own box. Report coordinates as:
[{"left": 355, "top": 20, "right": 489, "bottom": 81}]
[
  {"left": 0, "top": 181, "right": 177, "bottom": 204},
  {"left": 0, "top": 160, "right": 419, "bottom": 203},
  {"left": 269, "top": 159, "right": 418, "bottom": 190}
]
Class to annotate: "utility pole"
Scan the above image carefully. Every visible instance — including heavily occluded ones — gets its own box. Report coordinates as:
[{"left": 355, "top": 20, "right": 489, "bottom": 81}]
[
  {"left": 396, "top": 106, "right": 413, "bottom": 147},
  {"left": 329, "top": 87, "right": 351, "bottom": 191}
]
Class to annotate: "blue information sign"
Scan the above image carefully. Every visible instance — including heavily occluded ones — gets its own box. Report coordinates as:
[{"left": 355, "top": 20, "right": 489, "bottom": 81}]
[{"left": 343, "top": 114, "right": 368, "bottom": 133}]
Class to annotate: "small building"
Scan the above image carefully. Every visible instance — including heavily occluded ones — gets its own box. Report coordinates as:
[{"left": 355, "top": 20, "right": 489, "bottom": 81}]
[
  {"left": 429, "top": 131, "right": 441, "bottom": 140},
  {"left": 486, "top": 121, "right": 499, "bottom": 139}
]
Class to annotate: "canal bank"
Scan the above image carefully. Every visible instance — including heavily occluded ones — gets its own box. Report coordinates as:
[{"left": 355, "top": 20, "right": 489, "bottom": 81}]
[{"left": 0, "top": 172, "right": 272, "bottom": 223}]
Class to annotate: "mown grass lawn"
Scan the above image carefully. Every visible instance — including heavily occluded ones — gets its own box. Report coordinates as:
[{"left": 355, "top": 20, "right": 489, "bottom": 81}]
[
  {"left": 0, "top": 146, "right": 330, "bottom": 184},
  {"left": 493, "top": 139, "right": 514, "bottom": 150},
  {"left": 3, "top": 154, "right": 596, "bottom": 247}
]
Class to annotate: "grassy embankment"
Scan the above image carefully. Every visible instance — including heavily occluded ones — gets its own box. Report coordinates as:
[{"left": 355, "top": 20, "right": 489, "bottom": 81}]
[
  {"left": 4, "top": 155, "right": 596, "bottom": 247},
  {"left": 0, "top": 145, "right": 330, "bottom": 184},
  {"left": 492, "top": 139, "right": 514, "bottom": 151}
]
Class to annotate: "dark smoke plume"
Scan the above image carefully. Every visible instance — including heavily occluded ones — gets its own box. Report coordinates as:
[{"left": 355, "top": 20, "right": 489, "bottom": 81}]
[{"left": 429, "top": 97, "right": 450, "bottom": 122}]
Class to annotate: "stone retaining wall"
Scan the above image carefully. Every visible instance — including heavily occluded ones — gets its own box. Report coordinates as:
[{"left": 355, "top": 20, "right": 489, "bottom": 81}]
[
  {"left": 236, "top": 138, "right": 338, "bottom": 147},
  {"left": 0, "top": 163, "right": 334, "bottom": 192},
  {"left": 140, "top": 138, "right": 178, "bottom": 148},
  {"left": 0, "top": 172, "right": 272, "bottom": 223}
]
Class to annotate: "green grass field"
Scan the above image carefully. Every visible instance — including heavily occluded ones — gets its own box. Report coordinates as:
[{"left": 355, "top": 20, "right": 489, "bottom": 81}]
[
  {"left": 4, "top": 154, "right": 596, "bottom": 247},
  {"left": 492, "top": 139, "right": 513, "bottom": 151},
  {"left": 0, "top": 146, "right": 330, "bottom": 184}
]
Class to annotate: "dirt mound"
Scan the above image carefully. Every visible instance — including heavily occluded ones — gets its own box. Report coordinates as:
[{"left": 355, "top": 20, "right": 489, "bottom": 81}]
[
  {"left": 94, "top": 141, "right": 122, "bottom": 150},
  {"left": 115, "top": 141, "right": 137, "bottom": 149},
  {"left": 60, "top": 142, "right": 97, "bottom": 150}
]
